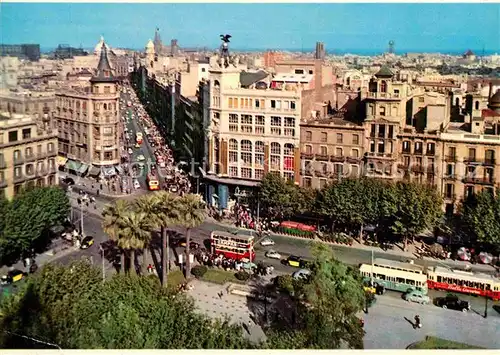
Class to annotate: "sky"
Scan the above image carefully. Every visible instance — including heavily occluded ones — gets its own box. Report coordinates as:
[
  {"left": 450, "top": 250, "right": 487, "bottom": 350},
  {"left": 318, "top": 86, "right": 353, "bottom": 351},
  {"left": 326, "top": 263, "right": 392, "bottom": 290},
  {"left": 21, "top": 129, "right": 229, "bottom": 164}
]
[{"left": 1, "top": 3, "right": 499, "bottom": 54}]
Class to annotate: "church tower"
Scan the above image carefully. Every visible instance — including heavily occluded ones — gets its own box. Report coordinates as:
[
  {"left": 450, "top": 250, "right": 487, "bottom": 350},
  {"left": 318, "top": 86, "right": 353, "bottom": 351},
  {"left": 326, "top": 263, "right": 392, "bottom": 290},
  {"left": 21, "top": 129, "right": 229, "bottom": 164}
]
[{"left": 145, "top": 39, "right": 155, "bottom": 71}]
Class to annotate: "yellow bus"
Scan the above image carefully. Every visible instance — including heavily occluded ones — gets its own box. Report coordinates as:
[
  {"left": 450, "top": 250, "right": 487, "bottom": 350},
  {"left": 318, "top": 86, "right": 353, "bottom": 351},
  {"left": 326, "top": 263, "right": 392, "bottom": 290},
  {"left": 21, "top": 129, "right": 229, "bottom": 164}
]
[{"left": 359, "top": 258, "right": 428, "bottom": 294}]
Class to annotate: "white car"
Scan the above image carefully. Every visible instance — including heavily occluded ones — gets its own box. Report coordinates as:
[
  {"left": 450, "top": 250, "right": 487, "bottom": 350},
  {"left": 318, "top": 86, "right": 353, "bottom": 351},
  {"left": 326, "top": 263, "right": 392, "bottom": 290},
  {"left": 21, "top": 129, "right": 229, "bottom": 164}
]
[
  {"left": 128, "top": 148, "right": 133, "bottom": 155},
  {"left": 133, "top": 179, "right": 141, "bottom": 189},
  {"left": 265, "top": 250, "right": 281, "bottom": 259},
  {"left": 260, "top": 238, "right": 275, "bottom": 246},
  {"left": 136, "top": 155, "right": 145, "bottom": 162}
]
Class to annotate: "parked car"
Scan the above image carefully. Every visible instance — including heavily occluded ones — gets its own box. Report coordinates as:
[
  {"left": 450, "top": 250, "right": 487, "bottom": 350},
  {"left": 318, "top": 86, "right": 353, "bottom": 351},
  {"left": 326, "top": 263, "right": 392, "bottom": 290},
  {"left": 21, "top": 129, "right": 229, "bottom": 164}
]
[
  {"left": 136, "top": 155, "right": 145, "bottom": 162},
  {"left": 0, "top": 269, "right": 26, "bottom": 285},
  {"left": 61, "top": 176, "right": 75, "bottom": 185},
  {"left": 128, "top": 148, "right": 133, "bottom": 155},
  {"left": 284, "top": 255, "right": 310, "bottom": 268},
  {"left": 260, "top": 238, "right": 275, "bottom": 246},
  {"left": 133, "top": 179, "right": 141, "bottom": 189},
  {"left": 265, "top": 250, "right": 281, "bottom": 259},
  {"left": 436, "top": 295, "right": 470, "bottom": 312},
  {"left": 403, "top": 290, "right": 431, "bottom": 305},
  {"left": 292, "top": 268, "right": 311, "bottom": 280}
]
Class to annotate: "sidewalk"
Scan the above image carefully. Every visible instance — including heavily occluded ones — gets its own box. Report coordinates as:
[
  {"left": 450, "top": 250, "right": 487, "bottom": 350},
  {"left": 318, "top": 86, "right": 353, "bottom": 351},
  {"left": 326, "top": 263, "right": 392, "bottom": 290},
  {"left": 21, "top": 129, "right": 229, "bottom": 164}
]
[
  {"left": 0, "top": 243, "right": 79, "bottom": 275},
  {"left": 63, "top": 172, "right": 138, "bottom": 198},
  {"left": 206, "top": 217, "right": 497, "bottom": 273}
]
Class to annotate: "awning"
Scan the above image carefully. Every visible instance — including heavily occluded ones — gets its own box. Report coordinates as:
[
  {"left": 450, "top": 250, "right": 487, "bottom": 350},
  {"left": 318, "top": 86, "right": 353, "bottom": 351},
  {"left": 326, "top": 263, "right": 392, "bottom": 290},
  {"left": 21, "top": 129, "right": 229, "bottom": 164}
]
[
  {"left": 115, "top": 165, "right": 124, "bottom": 175},
  {"left": 56, "top": 156, "right": 68, "bottom": 167},
  {"left": 102, "top": 166, "right": 116, "bottom": 177},
  {"left": 64, "top": 159, "right": 82, "bottom": 172},
  {"left": 78, "top": 164, "right": 89, "bottom": 175},
  {"left": 88, "top": 166, "right": 101, "bottom": 177}
]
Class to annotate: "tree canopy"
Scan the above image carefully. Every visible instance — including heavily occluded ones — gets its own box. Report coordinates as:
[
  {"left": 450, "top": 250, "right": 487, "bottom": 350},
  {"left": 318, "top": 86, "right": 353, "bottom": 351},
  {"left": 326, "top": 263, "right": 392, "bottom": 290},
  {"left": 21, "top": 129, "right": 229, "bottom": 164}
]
[
  {"left": 267, "top": 243, "right": 365, "bottom": 349},
  {"left": 0, "top": 187, "right": 70, "bottom": 265},
  {"left": 460, "top": 189, "right": 500, "bottom": 248},
  {"left": 0, "top": 261, "right": 254, "bottom": 349},
  {"left": 258, "top": 172, "right": 302, "bottom": 219}
]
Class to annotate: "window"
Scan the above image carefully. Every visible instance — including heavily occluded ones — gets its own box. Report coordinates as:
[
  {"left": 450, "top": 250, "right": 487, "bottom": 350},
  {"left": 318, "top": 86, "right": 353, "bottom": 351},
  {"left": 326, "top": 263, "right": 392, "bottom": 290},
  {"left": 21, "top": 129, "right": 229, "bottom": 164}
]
[
  {"left": 25, "top": 147, "right": 33, "bottom": 157},
  {"left": 241, "top": 115, "right": 252, "bottom": 125},
  {"left": 271, "top": 142, "right": 281, "bottom": 155},
  {"left": 303, "top": 177, "right": 312, "bottom": 188},
  {"left": 320, "top": 146, "right": 327, "bottom": 155},
  {"left": 419, "top": 97, "right": 425, "bottom": 103},
  {"left": 8, "top": 130, "right": 18, "bottom": 142},
  {"left": 446, "top": 164, "right": 455, "bottom": 176},
  {"left": 305, "top": 145, "right": 312, "bottom": 154},
  {"left": 468, "top": 148, "right": 476, "bottom": 160},
  {"left": 370, "top": 140, "right": 375, "bottom": 153},
  {"left": 229, "top": 167, "right": 238, "bottom": 177},
  {"left": 414, "top": 142, "right": 423, "bottom": 154},
  {"left": 351, "top": 149, "right": 359, "bottom": 158},
  {"left": 427, "top": 143, "right": 435, "bottom": 155},
  {"left": 229, "top": 114, "right": 238, "bottom": 124},
  {"left": 229, "top": 139, "right": 238, "bottom": 151},
  {"left": 241, "top": 152, "right": 252, "bottom": 166},
  {"left": 379, "top": 106, "right": 386, "bottom": 116},
  {"left": 306, "top": 131, "right": 312, "bottom": 141},
  {"left": 370, "top": 125, "right": 376, "bottom": 137},
  {"left": 255, "top": 115, "right": 265, "bottom": 125},
  {"left": 22, "top": 128, "right": 31, "bottom": 140},
  {"left": 321, "top": 132, "right": 327, "bottom": 143},
  {"left": 336, "top": 133, "right": 343, "bottom": 143},
  {"left": 378, "top": 125, "right": 386, "bottom": 138},
  {"left": 104, "top": 86, "right": 110, "bottom": 94},
  {"left": 228, "top": 98, "right": 233, "bottom": 108},
  {"left": 271, "top": 100, "right": 276, "bottom": 109},
  {"left": 388, "top": 125, "right": 394, "bottom": 139},
  {"left": 13, "top": 149, "right": 21, "bottom": 160},
  {"left": 352, "top": 134, "right": 359, "bottom": 145},
  {"left": 255, "top": 99, "right": 260, "bottom": 108},
  {"left": 255, "top": 169, "right": 264, "bottom": 180},
  {"left": 284, "top": 117, "right": 295, "bottom": 127},
  {"left": 380, "top": 81, "right": 387, "bottom": 93},
  {"left": 271, "top": 116, "right": 281, "bottom": 126},
  {"left": 241, "top": 140, "right": 252, "bottom": 152},
  {"left": 378, "top": 141, "right": 385, "bottom": 154},
  {"left": 336, "top": 147, "right": 343, "bottom": 156},
  {"left": 241, "top": 168, "right": 252, "bottom": 178},
  {"left": 255, "top": 141, "right": 264, "bottom": 167},
  {"left": 229, "top": 151, "right": 238, "bottom": 163},
  {"left": 14, "top": 167, "right": 22, "bottom": 178},
  {"left": 290, "top": 101, "right": 296, "bottom": 110},
  {"left": 103, "top": 127, "right": 113, "bottom": 135},
  {"left": 294, "top": 69, "right": 304, "bottom": 74},
  {"left": 25, "top": 164, "right": 34, "bottom": 175}
]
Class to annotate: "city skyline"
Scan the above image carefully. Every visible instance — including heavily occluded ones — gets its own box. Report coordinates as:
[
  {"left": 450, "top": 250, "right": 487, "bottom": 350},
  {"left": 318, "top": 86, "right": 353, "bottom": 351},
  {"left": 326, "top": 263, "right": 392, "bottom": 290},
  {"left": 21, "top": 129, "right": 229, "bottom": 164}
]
[{"left": 1, "top": 2, "right": 499, "bottom": 54}]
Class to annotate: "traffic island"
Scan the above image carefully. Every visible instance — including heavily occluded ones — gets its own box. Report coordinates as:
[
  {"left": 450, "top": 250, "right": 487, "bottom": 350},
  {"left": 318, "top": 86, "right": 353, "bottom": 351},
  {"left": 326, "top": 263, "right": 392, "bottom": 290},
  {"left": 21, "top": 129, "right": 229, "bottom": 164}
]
[
  {"left": 200, "top": 269, "right": 246, "bottom": 285},
  {"left": 407, "top": 336, "right": 484, "bottom": 349}
]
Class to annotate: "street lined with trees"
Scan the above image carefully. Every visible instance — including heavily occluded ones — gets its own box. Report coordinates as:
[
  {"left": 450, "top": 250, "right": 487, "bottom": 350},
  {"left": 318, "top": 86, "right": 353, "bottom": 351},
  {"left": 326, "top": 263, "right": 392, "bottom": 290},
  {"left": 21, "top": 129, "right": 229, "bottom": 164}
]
[{"left": 257, "top": 172, "right": 500, "bottom": 252}]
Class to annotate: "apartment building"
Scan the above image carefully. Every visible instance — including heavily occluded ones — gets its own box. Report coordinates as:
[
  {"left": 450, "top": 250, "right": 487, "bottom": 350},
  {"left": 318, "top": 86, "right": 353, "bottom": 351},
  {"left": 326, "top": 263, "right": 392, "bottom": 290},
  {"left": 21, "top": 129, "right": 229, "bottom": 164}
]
[
  {"left": 54, "top": 43, "right": 121, "bottom": 173},
  {"left": 0, "top": 111, "right": 58, "bottom": 199},
  {"left": 0, "top": 90, "right": 56, "bottom": 126},
  {"left": 440, "top": 90, "right": 500, "bottom": 215},
  {"left": 203, "top": 62, "right": 301, "bottom": 209},
  {"left": 300, "top": 112, "right": 365, "bottom": 189}
]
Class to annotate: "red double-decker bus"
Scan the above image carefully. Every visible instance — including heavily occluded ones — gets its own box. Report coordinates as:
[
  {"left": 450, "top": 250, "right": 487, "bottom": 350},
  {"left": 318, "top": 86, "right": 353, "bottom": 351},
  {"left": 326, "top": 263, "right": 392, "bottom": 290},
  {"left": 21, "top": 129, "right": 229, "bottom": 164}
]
[{"left": 210, "top": 231, "right": 255, "bottom": 261}]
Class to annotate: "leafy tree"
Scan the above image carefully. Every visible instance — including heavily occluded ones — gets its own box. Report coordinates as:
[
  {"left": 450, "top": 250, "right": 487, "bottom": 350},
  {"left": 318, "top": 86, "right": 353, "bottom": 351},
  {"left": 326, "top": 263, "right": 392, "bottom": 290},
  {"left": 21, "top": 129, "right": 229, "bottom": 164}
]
[
  {"left": 266, "top": 243, "right": 365, "bottom": 349},
  {"left": 0, "top": 261, "right": 254, "bottom": 349},
  {"left": 460, "top": 190, "right": 500, "bottom": 248},
  {"left": 178, "top": 194, "right": 206, "bottom": 277},
  {"left": 258, "top": 172, "right": 298, "bottom": 219},
  {"left": 388, "top": 182, "right": 443, "bottom": 250},
  {"left": 102, "top": 200, "right": 131, "bottom": 271},
  {"left": 0, "top": 194, "right": 9, "bottom": 236},
  {"left": 0, "top": 187, "right": 70, "bottom": 264}
]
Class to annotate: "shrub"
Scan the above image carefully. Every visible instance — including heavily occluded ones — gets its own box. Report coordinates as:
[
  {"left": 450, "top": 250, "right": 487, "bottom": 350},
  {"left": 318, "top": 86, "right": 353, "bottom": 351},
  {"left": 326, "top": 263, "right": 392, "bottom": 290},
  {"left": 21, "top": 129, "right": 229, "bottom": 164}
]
[
  {"left": 274, "top": 274, "right": 294, "bottom": 293},
  {"left": 191, "top": 265, "right": 208, "bottom": 278},
  {"left": 234, "top": 270, "right": 250, "bottom": 281}
]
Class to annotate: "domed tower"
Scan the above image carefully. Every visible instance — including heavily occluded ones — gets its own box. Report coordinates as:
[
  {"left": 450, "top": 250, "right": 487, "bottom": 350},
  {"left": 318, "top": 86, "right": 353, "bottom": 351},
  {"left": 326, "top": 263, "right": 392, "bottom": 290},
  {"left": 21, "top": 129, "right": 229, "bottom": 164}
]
[
  {"left": 488, "top": 89, "right": 500, "bottom": 114},
  {"left": 145, "top": 39, "right": 155, "bottom": 71}
]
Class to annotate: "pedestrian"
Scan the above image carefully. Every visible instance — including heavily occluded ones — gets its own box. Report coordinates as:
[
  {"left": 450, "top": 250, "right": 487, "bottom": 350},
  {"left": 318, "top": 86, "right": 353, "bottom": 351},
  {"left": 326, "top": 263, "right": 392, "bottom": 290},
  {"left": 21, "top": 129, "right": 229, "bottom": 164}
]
[{"left": 96, "top": 189, "right": 100, "bottom": 197}]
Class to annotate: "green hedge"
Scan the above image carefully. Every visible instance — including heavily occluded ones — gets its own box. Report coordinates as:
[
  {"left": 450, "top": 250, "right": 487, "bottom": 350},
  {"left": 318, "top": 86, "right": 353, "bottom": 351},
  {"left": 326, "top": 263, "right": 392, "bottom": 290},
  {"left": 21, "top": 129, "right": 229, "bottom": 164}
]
[{"left": 276, "top": 227, "right": 315, "bottom": 239}]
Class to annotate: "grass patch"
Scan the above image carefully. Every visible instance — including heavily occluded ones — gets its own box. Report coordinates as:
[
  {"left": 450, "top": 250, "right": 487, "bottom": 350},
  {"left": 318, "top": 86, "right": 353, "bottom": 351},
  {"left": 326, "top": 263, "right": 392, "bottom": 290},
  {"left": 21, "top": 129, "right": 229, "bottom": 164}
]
[
  {"left": 167, "top": 270, "right": 186, "bottom": 288},
  {"left": 200, "top": 269, "right": 245, "bottom": 285},
  {"left": 409, "top": 336, "right": 484, "bottom": 349}
]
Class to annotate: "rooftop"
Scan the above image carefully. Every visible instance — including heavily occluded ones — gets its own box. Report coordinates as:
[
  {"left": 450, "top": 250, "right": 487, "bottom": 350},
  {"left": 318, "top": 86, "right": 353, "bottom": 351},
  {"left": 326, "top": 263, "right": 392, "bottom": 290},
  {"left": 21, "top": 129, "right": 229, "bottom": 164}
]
[{"left": 272, "top": 73, "right": 314, "bottom": 83}]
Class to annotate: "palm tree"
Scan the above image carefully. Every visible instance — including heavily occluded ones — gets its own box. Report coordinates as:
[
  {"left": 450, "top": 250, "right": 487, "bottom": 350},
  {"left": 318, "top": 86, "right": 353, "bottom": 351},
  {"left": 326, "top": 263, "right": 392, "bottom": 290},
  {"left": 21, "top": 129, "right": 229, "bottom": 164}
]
[
  {"left": 134, "top": 194, "right": 162, "bottom": 275},
  {"left": 102, "top": 200, "right": 130, "bottom": 272},
  {"left": 115, "top": 211, "right": 152, "bottom": 275},
  {"left": 178, "top": 194, "right": 206, "bottom": 278},
  {"left": 154, "top": 191, "right": 181, "bottom": 287}
]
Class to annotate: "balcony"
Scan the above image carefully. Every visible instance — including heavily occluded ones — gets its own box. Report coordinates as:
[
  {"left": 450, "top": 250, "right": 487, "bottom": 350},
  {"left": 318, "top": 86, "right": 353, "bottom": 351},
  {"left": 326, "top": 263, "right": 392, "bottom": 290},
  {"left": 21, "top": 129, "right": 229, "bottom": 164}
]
[
  {"left": 346, "top": 157, "right": 361, "bottom": 163},
  {"left": 48, "top": 165, "right": 58, "bottom": 174},
  {"left": 444, "top": 193, "right": 457, "bottom": 200},
  {"left": 36, "top": 151, "right": 47, "bottom": 160},
  {"left": 330, "top": 155, "right": 346, "bottom": 163},
  {"left": 13, "top": 174, "right": 25, "bottom": 183},
  {"left": 484, "top": 158, "right": 496, "bottom": 166},
  {"left": 315, "top": 154, "right": 329, "bottom": 161},
  {"left": 426, "top": 150, "right": 436, "bottom": 156},
  {"left": 301, "top": 152, "right": 314, "bottom": 159},
  {"left": 315, "top": 170, "right": 328, "bottom": 177},
  {"left": 464, "top": 157, "right": 479, "bottom": 164},
  {"left": 402, "top": 149, "right": 411, "bottom": 154},
  {"left": 463, "top": 176, "right": 496, "bottom": 185},
  {"left": 13, "top": 156, "right": 24, "bottom": 165},
  {"left": 365, "top": 152, "right": 395, "bottom": 160},
  {"left": 47, "top": 150, "right": 57, "bottom": 158},
  {"left": 36, "top": 167, "right": 48, "bottom": 177},
  {"left": 445, "top": 155, "right": 457, "bottom": 162},
  {"left": 300, "top": 168, "right": 313, "bottom": 176},
  {"left": 25, "top": 154, "right": 36, "bottom": 163},
  {"left": 0, "top": 160, "right": 6, "bottom": 169},
  {"left": 414, "top": 149, "right": 423, "bottom": 156},
  {"left": 427, "top": 166, "right": 436, "bottom": 174},
  {"left": 412, "top": 165, "right": 425, "bottom": 173},
  {"left": 397, "top": 164, "right": 410, "bottom": 171},
  {"left": 367, "top": 92, "right": 401, "bottom": 100},
  {"left": 443, "top": 174, "right": 456, "bottom": 180}
]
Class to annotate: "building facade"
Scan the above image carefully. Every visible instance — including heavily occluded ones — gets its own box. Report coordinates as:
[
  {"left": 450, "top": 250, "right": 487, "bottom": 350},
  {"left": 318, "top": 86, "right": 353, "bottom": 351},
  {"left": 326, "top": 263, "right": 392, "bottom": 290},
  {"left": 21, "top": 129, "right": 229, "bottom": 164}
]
[
  {"left": 0, "top": 44, "right": 41, "bottom": 61},
  {"left": 0, "top": 112, "right": 58, "bottom": 199},
  {"left": 54, "top": 43, "right": 121, "bottom": 172},
  {"left": 0, "top": 90, "right": 56, "bottom": 126},
  {"left": 203, "top": 63, "right": 301, "bottom": 209}
]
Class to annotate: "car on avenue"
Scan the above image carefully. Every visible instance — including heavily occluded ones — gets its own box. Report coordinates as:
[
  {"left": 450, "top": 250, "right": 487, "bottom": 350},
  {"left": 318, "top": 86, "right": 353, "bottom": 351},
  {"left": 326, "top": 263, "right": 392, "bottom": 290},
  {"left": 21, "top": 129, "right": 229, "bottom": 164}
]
[
  {"left": 265, "top": 250, "right": 281, "bottom": 259},
  {"left": 80, "top": 236, "right": 95, "bottom": 250},
  {"left": 136, "top": 155, "right": 145, "bottom": 162},
  {"left": 436, "top": 295, "right": 471, "bottom": 312},
  {"left": 128, "top": 148, "right": 133, "bottom": 155},
  {"left": 260, "top": 238, "right": 275, "bottom": 246},
  {"left": 133, "top": 179, "right": 141, "bottom": 189},
  {"left": 0, "top": 269, "right": 26, "bottom": 285},
  {"left": 292, "top": 269, "right": 311, "bottom": 280},
  {"left": 403, "top": 290, "right": 431, "bottom": 305}
]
